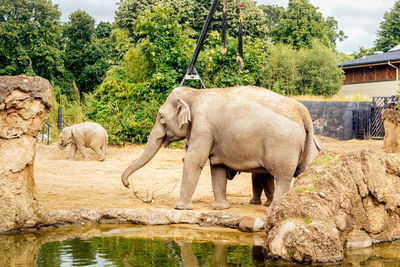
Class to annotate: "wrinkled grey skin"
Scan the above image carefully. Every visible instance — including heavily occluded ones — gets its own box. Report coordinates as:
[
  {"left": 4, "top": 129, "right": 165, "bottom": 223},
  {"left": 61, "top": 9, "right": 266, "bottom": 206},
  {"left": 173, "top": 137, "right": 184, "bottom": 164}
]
[
  {"left": 58, "top": 122, "right": 108, "bottom": 161},
  {"left": 121, "top": 86, "right": 322, "bottom": 210}
]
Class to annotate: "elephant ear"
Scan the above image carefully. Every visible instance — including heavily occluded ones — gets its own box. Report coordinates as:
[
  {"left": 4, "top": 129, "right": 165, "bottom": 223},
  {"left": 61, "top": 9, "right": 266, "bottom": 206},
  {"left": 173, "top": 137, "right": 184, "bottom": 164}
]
[
  {"left": 177, "top": 98, "right": 191, "bottom": 128},
  {"left": 62, "top": 127, "right": 72, "bottom": 140}
]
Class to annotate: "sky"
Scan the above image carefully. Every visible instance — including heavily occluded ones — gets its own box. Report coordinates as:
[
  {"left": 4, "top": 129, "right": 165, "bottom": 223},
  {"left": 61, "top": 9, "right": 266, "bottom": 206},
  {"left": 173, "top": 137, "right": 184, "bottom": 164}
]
[{"left": 52, "top": 0, "right": 398, "bottom": 54}]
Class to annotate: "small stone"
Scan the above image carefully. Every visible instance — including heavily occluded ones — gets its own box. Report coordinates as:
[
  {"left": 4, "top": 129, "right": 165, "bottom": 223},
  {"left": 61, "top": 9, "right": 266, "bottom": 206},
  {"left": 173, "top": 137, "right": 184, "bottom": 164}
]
[
  {"left": 334, "top": 213, "right": 347, "bottom": 231},
  {"left": 346, "top": 229, "right": 372, "bottom": 249},
  {"left": 318, "top": 192, "right": 326, "bottom": 198},
  {"left": 238, "top": 216, "right": 256, "bottom": 232}
]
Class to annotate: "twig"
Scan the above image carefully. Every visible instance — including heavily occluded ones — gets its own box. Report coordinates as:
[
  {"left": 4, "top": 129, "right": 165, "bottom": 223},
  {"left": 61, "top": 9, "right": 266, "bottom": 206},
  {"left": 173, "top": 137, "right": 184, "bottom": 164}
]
[{"left": 129, "top": 176, "right": 179, "bottom": 204}]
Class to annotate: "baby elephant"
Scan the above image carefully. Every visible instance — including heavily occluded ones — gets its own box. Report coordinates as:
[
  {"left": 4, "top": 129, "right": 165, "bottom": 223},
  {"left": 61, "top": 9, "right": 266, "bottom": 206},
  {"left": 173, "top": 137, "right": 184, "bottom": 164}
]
[{"left": 58, "top": 122, "right": 108, "bottom": 161}]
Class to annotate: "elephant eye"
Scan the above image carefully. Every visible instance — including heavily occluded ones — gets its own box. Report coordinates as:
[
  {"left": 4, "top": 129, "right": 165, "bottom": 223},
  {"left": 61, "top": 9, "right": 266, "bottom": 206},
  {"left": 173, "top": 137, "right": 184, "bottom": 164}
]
[{"left": 159, "top": 113, "right": 166, "bottom": 124}]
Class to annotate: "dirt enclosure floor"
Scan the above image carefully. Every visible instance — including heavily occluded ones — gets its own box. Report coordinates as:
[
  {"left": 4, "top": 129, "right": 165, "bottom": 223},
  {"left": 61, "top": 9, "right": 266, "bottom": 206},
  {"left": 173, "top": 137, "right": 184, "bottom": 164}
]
[{"left": 34, "top": 137, "right": 385, "bottom": 218}]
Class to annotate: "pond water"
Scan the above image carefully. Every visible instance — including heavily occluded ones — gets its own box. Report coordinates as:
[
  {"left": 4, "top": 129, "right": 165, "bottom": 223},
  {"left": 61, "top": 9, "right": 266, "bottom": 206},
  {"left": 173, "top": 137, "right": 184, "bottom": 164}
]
[
  {"left": 36, "top": 236, "right": 267, "bottom": 266},
  {"left": 1, "top": 224, "right": 400, "bottom": 266}
]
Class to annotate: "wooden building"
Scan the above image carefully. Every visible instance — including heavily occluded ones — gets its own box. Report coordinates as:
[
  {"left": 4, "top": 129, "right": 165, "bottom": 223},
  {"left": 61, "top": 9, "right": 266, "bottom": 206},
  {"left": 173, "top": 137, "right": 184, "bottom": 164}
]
[{"left": 338, "top": 45, "right": 400, "bottom": 97}]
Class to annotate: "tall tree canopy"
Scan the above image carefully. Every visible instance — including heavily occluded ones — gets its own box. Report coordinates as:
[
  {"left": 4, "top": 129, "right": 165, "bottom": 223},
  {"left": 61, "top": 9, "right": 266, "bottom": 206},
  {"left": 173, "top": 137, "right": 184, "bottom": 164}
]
[
  {"left": 0, "top": 0, "right": 65, "bottom": 80},
  {"left": 375, "top": 0, "right": 400, "bottom": 52},
  {"left": 114, "top": 0, "right": 268, "bottom": 40},
  {"left": 63, "top": 10, "right": 113, "bottom": 94},
  {"left": 270, "top": 0, "right": 345, "bottom": 49}
]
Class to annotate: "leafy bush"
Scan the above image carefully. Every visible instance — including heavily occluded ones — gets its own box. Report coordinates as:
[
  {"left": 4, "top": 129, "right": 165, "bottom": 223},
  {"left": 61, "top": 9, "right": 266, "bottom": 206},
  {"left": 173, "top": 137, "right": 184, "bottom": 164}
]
[
  {"left": 197, "top": 31, "right": 270, "bottom": 88},
  {"left": 260, "top": 40, "right": 344, "bottom": 96},
  {"left": 85, "top": 8, "right": 193, "bottom": 144}
]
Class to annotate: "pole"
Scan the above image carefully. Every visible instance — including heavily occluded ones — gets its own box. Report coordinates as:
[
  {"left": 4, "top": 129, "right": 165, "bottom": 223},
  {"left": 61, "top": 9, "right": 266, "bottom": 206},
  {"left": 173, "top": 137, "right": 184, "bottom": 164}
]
[
  {"left": 237, "top": 2, "right": 244, "bottom": 72},
  {"left": 57, "top": 107, "right": 62, "bottom": 132},
  {"left": 179, "top": 0, "right": 220, "bottom": 88}
]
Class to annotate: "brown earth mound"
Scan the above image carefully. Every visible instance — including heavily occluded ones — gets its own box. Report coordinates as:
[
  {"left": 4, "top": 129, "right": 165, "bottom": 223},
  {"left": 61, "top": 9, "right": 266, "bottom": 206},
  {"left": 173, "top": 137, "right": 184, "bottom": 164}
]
[
  {"left": 383, "top": 109, "right": 400, "bottom": 153},
  {"left": 0, "top": 75, "right": 51, "bottom": 232},
  {"left": 265, "top": 149, "right": 400, "bottom": 263}
]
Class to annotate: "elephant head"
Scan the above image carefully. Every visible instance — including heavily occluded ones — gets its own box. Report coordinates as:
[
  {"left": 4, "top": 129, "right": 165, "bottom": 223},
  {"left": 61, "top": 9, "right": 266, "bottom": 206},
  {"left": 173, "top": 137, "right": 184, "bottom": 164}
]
[
  {"left": 58, "top": 127, "right": 72, "bottom": 150},
  {"left": 121, "top": 91, "right": 191, "bottom": 188}
]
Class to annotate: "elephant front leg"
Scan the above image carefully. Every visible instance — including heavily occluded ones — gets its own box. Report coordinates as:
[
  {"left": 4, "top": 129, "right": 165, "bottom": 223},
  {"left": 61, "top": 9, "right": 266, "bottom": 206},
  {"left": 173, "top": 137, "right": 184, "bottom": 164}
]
[
  {"left": 210, "top": 165, "right": 230, "bottom": 210},
  {"left": 69, "top": 144, "right": 77, "bottom": 160},
  {"left": 175, "top": 144, "right": 210, "bottom": 210},
  {"left": 76, "top": 143, "right": 89, "bottom": 160},
  {"left": 273, "top": 175, "right": 292, "bottom": 202}
]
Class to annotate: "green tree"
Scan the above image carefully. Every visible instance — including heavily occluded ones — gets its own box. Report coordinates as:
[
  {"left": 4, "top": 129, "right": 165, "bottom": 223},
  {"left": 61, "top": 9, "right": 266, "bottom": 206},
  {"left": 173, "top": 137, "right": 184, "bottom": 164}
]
[
  {"left": 114, "top": 0, "right": 198, "bottom": 40},
  {"left": 259, "top": 43, "right": 299, "bottom": 95},
  {"left": 63, "top": 10, "right": 112, "bottom": 94},
  {"left": 114, "top": 0, "right": 269, "bottom": 40},
  {"left": 271, "top": 0, "right": 345, "bottom": 49},
  {"left": 0, "top": 0, "right": 68, "bottom": 83},
  {"left": 351, "top": 46, "right": 375, "bottom": 59},
  {"left": 86, "top": 7, "right": 193, "bottom": 144},
  {"left": 95, "top": 21, "right": 112, "bottom": 39},
  {"left": 259, "top": 4, "right": 285, "bottom": 33},
  {"left": 375, "top": 0, "right": 400, "bottom": 52},
  {"left": 197, "top": 31, "right": 269, "bottom": 88},
  {"left": 260, "top": 41, "right": 343, "bottom": 96},
  {"left": 297, "top": 40, "right": 344, "bottom": 96}
]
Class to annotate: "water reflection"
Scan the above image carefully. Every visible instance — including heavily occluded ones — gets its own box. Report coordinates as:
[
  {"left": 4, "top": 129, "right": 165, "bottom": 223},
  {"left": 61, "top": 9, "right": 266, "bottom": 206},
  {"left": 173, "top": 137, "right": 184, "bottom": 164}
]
[
  {"left": 36, "top": 237, "right": 264, "bottom": 266},
  {"left": 1, "top": 225, "right": 400, "bottom": 266}
]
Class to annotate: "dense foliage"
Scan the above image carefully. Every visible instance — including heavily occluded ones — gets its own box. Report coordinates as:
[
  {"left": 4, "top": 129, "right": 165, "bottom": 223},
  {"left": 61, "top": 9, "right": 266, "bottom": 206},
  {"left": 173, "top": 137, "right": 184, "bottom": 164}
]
[
  {"left": 0, "top": 0, "right": 68, "bottom": 88},
  {"left": 86, "top": 8, "right": 193, "bottom": 144},
  {"left": 63, "top": 10, "right": 113, "bottom": 94},
  {"left": 1, "top": 0, "right": 351, "bottom": 144},
  {"left": 375, "top": 0, "right": 400, "bottom": 52},
  {"left": 260, "top": 41, "right": 344, "bottom": 96},
  {"left": 270, "top": 0, "right": 345, "bottom": 49}
]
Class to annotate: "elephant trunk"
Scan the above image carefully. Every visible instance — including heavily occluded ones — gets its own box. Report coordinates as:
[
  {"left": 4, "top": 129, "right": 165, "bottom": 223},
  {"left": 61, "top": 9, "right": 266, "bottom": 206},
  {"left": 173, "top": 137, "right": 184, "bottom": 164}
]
[
  {"left": 121, "top": 120, "right": 165, "bottom": 188},
  {"left": 58, "top": 142, "right": 66, "bottom": 150}
]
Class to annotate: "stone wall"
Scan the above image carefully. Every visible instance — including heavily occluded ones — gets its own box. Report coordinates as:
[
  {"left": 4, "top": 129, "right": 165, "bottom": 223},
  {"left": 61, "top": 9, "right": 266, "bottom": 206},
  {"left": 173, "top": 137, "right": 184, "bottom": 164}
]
[
  {"left": 301, "top": 101, "right": 372, "bottom": 140},
  {"left": 0, "top": 75, "right": 52, "bottom": 232},
  {"left": 383, "top": 109, "right": 400, "bottom": 153}
]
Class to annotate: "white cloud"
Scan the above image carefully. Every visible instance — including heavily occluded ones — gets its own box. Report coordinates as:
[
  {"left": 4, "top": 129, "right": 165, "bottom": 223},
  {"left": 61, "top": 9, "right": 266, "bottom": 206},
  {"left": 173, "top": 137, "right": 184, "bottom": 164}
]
[{"left": 53, "top": 0, "right": 119, "bottom": 23}]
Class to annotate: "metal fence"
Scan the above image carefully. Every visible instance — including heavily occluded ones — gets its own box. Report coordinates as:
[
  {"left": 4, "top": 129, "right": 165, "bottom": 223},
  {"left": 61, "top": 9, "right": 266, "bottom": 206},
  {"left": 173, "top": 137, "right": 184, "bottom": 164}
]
[{"left": 370, "top": 96, "right": 398, "bottom": 139}]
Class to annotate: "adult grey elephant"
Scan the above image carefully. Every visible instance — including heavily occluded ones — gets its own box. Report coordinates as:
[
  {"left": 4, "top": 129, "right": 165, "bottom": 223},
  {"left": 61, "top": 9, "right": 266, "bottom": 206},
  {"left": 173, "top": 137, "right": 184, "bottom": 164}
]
[
  {"left": 58, "top": 122, "right": 108, "bottom": 161},
  {"left": 121, "top": 86, "right": 322, "bottom": 210}
]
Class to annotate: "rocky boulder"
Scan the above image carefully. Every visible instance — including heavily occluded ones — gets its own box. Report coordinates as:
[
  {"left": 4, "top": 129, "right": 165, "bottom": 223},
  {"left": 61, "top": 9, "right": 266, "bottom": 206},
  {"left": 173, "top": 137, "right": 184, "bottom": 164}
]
[
  {"left": 265, "top": 150, "right": 400, "bottom": 264},
  {"left": 383, "top": 109, "right": 400, "bottom": 153},
  {"left": 0, "top": 75, "right": 52, "bottom": 232}
]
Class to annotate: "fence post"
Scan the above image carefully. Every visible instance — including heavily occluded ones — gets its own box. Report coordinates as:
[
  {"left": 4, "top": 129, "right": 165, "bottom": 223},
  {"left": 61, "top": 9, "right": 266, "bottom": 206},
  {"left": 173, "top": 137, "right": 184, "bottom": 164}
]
[{"left": 58, "top": 107, "right": 62, "bottom": 132}]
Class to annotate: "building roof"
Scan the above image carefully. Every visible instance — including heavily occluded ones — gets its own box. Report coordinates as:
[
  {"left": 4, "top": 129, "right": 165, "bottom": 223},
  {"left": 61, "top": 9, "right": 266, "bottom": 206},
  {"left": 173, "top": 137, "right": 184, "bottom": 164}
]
[{"left": 339, "top": 47, "right": 400, "bottom": 67}]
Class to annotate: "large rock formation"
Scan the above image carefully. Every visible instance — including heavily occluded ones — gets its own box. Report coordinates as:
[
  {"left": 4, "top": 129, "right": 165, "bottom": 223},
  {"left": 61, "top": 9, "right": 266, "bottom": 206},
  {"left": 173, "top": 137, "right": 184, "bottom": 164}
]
[
  {"left": 383, "top": 109, "right": 400, "bottom": 153},
  {"left": 0, "top": 75, "right": 52, "bottom": 232},
  {"left": 265, "top": 150, "right": 400, "bottom": 264}
]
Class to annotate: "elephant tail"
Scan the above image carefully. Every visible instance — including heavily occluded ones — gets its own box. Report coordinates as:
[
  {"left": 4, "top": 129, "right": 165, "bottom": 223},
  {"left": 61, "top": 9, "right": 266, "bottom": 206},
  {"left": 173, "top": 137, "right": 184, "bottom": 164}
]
[{"left": 294, "top": 112, "right": 322, "bottom": 177}]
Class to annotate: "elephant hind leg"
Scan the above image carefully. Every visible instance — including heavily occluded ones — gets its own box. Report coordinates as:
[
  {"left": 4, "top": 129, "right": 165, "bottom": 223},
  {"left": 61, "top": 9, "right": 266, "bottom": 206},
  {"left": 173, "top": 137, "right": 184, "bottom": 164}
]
[
  {"left": 250, "top": 173, "right": 263, "bottom": 205},
  {"left": 93, "top": 146, "right": 105, "bottom": 161},
  {"left": 263, "top": 174, "right": 274, "bottom": 206},
  {"left": 250, "top": 173, "right": 274, "bottom": 205}
]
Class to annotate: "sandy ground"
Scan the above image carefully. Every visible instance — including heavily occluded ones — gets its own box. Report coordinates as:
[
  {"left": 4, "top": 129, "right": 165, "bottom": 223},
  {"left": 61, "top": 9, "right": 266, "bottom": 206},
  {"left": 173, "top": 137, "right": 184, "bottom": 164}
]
[{"left": 34, "top": 136, "right": 385, "bottom": 218}]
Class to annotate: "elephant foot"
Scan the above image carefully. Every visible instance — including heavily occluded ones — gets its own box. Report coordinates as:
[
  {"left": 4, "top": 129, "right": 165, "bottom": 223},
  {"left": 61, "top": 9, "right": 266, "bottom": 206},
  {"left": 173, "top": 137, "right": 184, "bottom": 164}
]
[
  {"left": 212, "top": 200, "right": 230, "bottom": 210},
  {"left": 249, "top": 198, "right": 262, "bottom": 205},
  {"left": 98, "top": 156, "right": 105, "bottom": 161},
  {"left": 174, "top": 200, "right": 193, "bottom": 210},
  {"left": 264, "top": 199, "right": 273, "bottom": 206}
]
